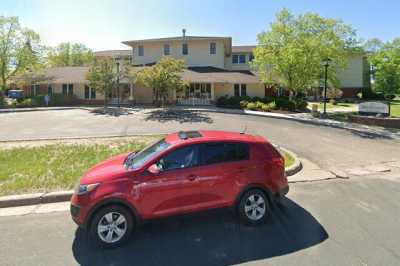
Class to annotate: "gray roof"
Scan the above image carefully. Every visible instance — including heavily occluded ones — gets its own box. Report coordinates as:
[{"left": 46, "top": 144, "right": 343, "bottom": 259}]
[
  {"left": 232, "top": 45, "right": 256, "bottom": 53},
  {"left": 94, "top": 50, "right": 132, "bottom": 58},
  {"left": 26, "top": 65, "right": 260, "bottom": 85}
]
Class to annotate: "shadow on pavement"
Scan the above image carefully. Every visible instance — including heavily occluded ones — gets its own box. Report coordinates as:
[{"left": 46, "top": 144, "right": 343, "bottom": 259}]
[
  {"left": 144, "top": 109, "right": 213, "bottom": 124},
  {"left": 72, "top": 197, "right": 328, "bottom": 266}
]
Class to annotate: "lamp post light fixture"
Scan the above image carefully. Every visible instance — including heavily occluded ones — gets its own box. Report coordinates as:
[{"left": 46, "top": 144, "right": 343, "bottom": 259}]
[{"left": 322, "top": 58, "right": 331, "bottom": 118}]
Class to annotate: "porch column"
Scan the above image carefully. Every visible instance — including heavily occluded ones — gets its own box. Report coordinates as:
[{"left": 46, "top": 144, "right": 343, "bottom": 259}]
[
  {"left": 211, "top": 83, "right": 215, "bottom": 101},
  {"left": 129, "top": 83, "right": 134, "bottom": 101}
]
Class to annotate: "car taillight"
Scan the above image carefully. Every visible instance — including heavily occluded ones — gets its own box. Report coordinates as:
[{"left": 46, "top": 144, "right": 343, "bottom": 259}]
[
  {"left": 268, "top": 144, "right": 285, "bottom": 167},
  {"left": 272, "top": 156, "right": 284, "bottom": 167}
]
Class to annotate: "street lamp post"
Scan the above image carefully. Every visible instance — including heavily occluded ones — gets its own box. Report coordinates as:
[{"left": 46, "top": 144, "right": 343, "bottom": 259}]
[
  {"left": 322, "top": 58, "right": 331, "bottom": 118},
  {"left": 116, "top": 61, "right": 120, "bottom": 109}
]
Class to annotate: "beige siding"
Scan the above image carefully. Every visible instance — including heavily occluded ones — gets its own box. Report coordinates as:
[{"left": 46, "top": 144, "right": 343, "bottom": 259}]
[
  {"left": 134, "top": 84, "right": 153, "bottom": 104},
  {"left": 132, "top": 40, "right": 226, "bottom": 68},
  {"left": 336, "top": 55, "right": 365, "bottom": 88},
  {"left": 214, "top": 83, "right": 264, "bottom": 98},
  {"left": 51, "top": 83, "right": 105, "bottom": 100},
  {"left": 225, "top": 53, "right": 253, "bottom": 71}
]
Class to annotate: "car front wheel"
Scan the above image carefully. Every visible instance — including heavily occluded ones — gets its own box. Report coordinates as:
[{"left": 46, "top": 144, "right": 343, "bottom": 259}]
[
  {"left": 238, "top": 189, "right": 269, "bottom": 225},
  {"left": 89, "top": 205, "right": 134, "bottom": 248}
]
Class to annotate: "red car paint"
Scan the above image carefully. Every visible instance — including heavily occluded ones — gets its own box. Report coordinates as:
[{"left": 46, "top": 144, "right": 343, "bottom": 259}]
[{"left": 70, "top": 130, "right": 288, "bottom": 227}]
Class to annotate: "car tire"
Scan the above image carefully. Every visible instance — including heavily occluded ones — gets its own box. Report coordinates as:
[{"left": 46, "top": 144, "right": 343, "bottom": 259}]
[
  {"left": 89, "top": 205, "right": 134, "bottom": 249},
  {"left": 238, "top": 189, "right": 269, "bottom": 226}
]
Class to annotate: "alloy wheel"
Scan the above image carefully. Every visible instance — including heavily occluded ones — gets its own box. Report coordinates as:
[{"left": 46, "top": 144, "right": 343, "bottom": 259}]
[
  {"left": 97, "top": 212, "right": 127, "bottom": 243},
  {"left": 244, "top": 194, "right": 266, "bottom": 221}
]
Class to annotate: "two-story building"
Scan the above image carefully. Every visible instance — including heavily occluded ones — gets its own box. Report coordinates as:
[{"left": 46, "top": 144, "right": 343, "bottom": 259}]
[{"left": 21, "top": 32, "right": 370, "bottom": 105}]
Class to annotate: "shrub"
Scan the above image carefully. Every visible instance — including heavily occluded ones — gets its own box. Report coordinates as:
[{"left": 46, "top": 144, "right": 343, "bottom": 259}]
[
  {"left": 240, "top": 100, "right": 248, "bottom": 108},
  {"left": 261, "top": 103, "right": 271, "bottom": 112},
  {"left": 17, "top": 98, "right": 38, "bottom": 108},
  {"left": 49, "top": 94, "right": 78, "bottom": 106},
  {"left": 326, "top": 88, "right": 343, "bottom": 99},
  {"left": 255, "top": 101, "right": 264, "bottom": 109},
  {"left": 294, "top": 97, "right": 308, "bottom": 110},
  {"left": 246, "top": 102, "right": 257, "bottom": 110},
  {"left": 329, "top": 98, "right": 336, "bottom": 105},
  {"left": 0, "top": 97, "right": 4, "bottom": 108},
  {"left": 32, "top": 95, "right": 45, "bottom": 106},
  {"left": 268, "top": 101, "right": 276, "bottom": 110},
  {"left": 276, "top": 97, "right": 296, "bottom": 111},
  {"left": 385, "top": 94, "right": 396, "bottom": 100}
]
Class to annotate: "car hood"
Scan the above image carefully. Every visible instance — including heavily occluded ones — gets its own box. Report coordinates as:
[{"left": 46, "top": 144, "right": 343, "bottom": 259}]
[{"left": 80, "top": 153, "right": 131, "bottom": 184}]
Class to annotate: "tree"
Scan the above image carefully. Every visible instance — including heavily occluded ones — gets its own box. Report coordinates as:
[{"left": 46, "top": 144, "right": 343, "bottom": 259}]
[
  {"left": 365, "top": 38, "right": 400, "bottom": 96},
  {"left": 47, "top": 42, "right": 94, "bottom": 67},
  {"left": 252, "top": 9, "right": 359, "bottom": 97},
  {"left": 133, "top": 57, "right": 186, "bottom": 106},
  {"left": 0, "top": 16, "right": 44, "bottom": 93},
  {"left": 86, "top": 58, "right": 127, "bottom": 107}
]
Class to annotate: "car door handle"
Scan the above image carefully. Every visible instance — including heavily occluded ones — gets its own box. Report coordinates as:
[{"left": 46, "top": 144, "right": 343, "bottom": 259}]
[{"left": 186, "top": 174, "right": 197, "bottom": 181}]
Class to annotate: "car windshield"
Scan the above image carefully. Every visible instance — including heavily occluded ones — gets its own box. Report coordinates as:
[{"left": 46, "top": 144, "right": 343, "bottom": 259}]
[{"left": 125, "top": 139, "right": 170, "bottom": 169}]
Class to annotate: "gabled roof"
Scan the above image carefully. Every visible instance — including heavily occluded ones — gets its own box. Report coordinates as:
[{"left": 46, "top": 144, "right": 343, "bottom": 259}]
[
  {"left": 44, "top": 67, "right": 90, "bottom": 83},
  {"left": 232, "top": 45, "right": 256, "bottom": 53}
]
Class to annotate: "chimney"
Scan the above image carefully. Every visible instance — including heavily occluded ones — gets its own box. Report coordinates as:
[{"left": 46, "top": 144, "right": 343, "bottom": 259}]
[{"left": 182, "top": 29, "right": 186, "bottom": 38}]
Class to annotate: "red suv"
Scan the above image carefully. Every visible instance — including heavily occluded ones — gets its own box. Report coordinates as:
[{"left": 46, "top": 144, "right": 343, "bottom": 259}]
[{"left": 70, "top": 130, "right": 289, "bottom": 248}]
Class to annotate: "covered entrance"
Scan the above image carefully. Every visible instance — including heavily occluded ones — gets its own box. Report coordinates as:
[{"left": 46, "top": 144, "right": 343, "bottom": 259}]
[{"left": 177, "top": 83, "right": 213, "bottom": 105}]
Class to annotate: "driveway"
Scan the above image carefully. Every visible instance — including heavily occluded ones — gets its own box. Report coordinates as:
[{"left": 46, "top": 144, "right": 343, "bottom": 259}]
[
  {"left": 1, "top": 172, "right": 400, "bottom": 265},
  {"left": 1, "top": 108, "right": 399, "bottom": 170}
]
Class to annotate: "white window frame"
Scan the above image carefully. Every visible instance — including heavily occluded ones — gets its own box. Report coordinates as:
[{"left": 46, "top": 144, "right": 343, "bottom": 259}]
[
  {"left": 232, "top": 54, "right": 247, "bottom": 64},
  {"left": 210, "top": 42, "right": 216, "bottom": 55}
]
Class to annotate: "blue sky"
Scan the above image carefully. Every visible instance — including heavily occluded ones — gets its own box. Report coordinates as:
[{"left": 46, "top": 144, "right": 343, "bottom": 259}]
[{"left": 1, "top": 0, "right": 399, "bottom": 51}]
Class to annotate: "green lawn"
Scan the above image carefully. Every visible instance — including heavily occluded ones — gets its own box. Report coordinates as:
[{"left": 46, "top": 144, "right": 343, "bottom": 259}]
[
  {"left": 0, "top": 138, "right": 156, "bottom": 196},
  {"left": 390, "top": 100, "right": 400, "bottom": 118},
  {"left": 0, "top": 137, "right": 296, "bottom": 196},
  {"left": 282, "top": 150, "right": 295, "bottom": 168}
]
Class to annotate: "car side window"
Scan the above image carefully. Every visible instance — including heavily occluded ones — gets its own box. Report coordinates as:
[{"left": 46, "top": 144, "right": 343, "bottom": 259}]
[
  {"left": 201, "top": 142, "right": 250, "bottom": 165},
  {"left": 158, "top": 145, "right": 199, "bottom": 171}
]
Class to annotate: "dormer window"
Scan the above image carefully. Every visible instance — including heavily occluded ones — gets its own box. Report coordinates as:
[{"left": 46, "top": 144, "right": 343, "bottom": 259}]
[
  {"left": 138, "top": 45, "right": 144, "bottom": 56},
  {"left": 164, "top": 44, "right": 170, "bottom": 56},
  {"left": 210, "top": 42, "right": 216, "bottom": 55}
]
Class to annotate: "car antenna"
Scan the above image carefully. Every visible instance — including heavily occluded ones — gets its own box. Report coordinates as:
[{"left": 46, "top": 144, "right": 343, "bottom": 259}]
[{"left": 240, "top": 125, "right": 247, "bottom": 134}]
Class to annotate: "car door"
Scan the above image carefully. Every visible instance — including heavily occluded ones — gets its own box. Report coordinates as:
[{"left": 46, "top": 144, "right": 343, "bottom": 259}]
[
  {"left": 197, "top": 142, "right": 251, "bottom": 208},
  {"left": 139, "top": 144, "right": 203, "bottom": 218}
]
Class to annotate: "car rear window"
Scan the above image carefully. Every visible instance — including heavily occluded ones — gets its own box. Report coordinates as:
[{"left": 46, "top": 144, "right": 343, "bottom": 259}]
[{"left": 201, "top": 142, "right": 249, "bottom": 165}]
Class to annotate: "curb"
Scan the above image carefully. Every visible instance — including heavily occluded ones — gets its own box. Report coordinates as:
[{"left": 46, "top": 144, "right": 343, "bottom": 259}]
[
  {"left": 0, "top": 190, "right": 73, "bottom": 208},
  {"left": 0, "top": 148, "right": 302, "bottom": 209},
  {"left": 282, "top": 147, "right": 303, "bottom": 176}
]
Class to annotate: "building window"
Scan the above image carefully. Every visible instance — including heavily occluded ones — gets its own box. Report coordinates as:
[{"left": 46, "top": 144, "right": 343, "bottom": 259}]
[
  {"left": 232, "top": 54, "right": 247, "bottom": 64},
  {"left": 68, "top": 84, "right": 74, "bottom": 96},
  {"left": 62, "top": 84, "right": 68, "bottom": 95},
  {"left": 241, "top": 84, "right": 247, "bottom": 96},
  {"left": 249, "top": 53, "right": 254, "bottom": 61},
  {"left": 182, "top": 43, "right": 188, "bottom": 55},
  {"left": 234, "top": 84, "right": 240, "bottom": 96},
  {"left": 84, "top": 85, "right": 90, "bottom": 99},
  {"left": 210, "top": 42, "right": 216, "bottom": 55},
  {"left": 91, "top": 88, "right": 96, "bottom": 99},
  {"left": 62, "top": 84, "right": 74, "bottom": 96},
  {"left": 234, "top": 84, "right": 247, "bottom": 96},
  {"left": 47, "top": 85, "right": 52, "bottom": 96},
  {"left": 164, "top": 44, "right": 170, "bottom": 56},
  {"left": 31, "top": 84, "right": 40, "bottom": 96},
  {"left": 138, "top": 45, "right": 144, "bottom": 56}
]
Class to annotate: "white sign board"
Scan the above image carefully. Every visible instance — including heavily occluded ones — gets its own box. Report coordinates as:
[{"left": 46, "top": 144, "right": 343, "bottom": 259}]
[{"left": 359, "top": 101, "right": 389, "bottom": 115}]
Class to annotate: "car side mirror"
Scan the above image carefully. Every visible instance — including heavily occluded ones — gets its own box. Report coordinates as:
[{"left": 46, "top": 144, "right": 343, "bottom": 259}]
[{"left": 147, "top": 164, "right": 161, "bottom": 175}]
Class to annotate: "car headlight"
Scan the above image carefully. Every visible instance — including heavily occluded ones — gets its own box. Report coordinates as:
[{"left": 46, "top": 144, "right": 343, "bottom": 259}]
[{"left": 74, "top": 183, "right": 100, "bottom": 195}]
